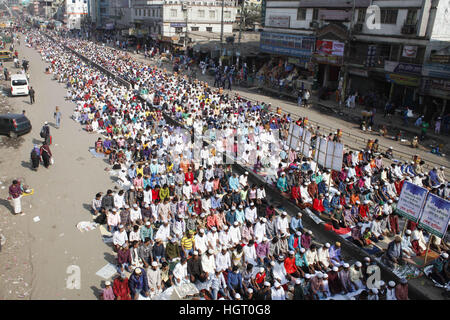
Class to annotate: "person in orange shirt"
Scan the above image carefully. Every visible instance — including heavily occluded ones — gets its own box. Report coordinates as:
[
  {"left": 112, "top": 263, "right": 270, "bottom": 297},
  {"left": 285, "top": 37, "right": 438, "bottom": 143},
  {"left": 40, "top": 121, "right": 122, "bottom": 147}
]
[
  {"left": 284, "top": 250, "right": 301, "bottom": 278},
  {"left": 206, "top": 210, "right": 219, "bottom": 230},
  {"left": 350, "top": 191, "right": 360, "bottom": 205}
]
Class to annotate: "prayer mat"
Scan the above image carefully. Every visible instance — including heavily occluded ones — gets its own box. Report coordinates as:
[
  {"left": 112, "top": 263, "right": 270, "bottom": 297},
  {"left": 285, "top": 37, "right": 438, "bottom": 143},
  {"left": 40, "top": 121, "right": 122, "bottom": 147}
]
[
  {"left": 324, "top": 223, "right": 351, "bottom": 235},
  {"left": 89, "top": 148, "right": 106, "bottom": 158},
  {"left": 362, "top": 245, "right": 382, "bottom": 255}
]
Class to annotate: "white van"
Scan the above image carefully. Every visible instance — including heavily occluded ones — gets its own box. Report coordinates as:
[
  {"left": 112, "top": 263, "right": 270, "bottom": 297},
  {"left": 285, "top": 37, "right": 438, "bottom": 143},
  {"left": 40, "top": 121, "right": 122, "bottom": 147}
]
[{"left": 10, "top": 74, "right": 29, "bottom": 96}]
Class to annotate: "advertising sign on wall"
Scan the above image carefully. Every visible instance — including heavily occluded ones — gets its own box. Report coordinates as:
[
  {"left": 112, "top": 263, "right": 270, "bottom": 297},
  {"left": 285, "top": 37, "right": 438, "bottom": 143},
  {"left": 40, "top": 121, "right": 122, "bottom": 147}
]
[
  {"left": 260, "top": 32, "right": 315, "bottom": 60},
  {"left": 402, "top": 45, "right": 418, "bottom": 58},
  {"left": 316, "top": 40, "right": 344, "bottom": 56},
  {"left": 267, "top": 16, "right": 290, "bottom": 28}
]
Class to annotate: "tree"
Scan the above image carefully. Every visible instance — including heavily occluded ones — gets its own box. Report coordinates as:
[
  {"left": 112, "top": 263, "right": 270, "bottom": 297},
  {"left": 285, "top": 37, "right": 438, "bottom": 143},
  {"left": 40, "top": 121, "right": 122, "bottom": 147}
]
[{"left": 240, "top": 3, "right": 261, "bottom": 30}]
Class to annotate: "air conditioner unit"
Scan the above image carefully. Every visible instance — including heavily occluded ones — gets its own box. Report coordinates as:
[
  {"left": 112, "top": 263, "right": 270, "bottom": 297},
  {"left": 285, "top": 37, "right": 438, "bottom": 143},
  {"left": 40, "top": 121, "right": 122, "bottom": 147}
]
[{"left": 353, "top": 23, "right": 363, "bottom": 32}]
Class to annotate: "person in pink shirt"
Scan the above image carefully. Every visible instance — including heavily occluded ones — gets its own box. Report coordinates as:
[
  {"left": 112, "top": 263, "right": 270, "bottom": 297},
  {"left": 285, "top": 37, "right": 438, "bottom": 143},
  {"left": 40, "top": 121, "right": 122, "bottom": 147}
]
[
  {"left": 133, "top": 173, "right": 144, "bottom": 189},
  {"left": 102, "top": 281, "right": 115, "bottom": 300}
]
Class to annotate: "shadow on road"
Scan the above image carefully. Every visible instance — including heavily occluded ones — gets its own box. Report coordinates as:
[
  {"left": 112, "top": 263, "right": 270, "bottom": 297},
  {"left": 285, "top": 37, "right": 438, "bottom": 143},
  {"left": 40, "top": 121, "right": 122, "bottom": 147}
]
[
  {"left": 104, "top": 252, "right": 117, "bottom": 265},
  {"left": 0, "top": 198, "right": 14, "bottom": 214},
  {"left": 82, "top": 203, "right": 92, "bottom": 213},
  {"left": 22, "top": 100, "right": 31, "bottom": 105},
  {"left": 90, "top": 285, "right": 102, "bottom": 300},
  {"left": 21, "top": 160, "right": 32, "bottom": 170},
  {"left": 32, "top": 138, "right": 42, "bottom": 145}
]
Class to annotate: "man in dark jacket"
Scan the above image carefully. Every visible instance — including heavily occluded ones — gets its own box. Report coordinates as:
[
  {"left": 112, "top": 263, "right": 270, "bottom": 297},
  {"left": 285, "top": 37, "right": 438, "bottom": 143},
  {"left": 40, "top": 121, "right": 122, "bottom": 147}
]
[
  {"left": 101, "top": 189, "right": 115, "bottom": 211},
  {"left": 187, "top": 251, "right": 207, "bottom": 283},
  {"left": 382, "top": 236, "right": 405, "bottom": 269},
  {"left": 128, "top": 267, "right": 149, "bottom": 300}
]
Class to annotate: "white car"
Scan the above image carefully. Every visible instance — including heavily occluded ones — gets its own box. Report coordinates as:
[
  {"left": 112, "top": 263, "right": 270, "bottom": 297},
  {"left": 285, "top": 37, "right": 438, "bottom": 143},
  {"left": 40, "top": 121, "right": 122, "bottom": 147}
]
[{"left": 10, "top": 74, "right": 29, "bottom": 96}]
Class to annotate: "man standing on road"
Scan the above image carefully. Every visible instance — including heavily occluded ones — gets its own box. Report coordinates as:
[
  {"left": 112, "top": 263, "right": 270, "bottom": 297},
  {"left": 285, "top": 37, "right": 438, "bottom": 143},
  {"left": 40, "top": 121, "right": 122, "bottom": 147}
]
[
  {"left": 3, "top": 67, "right": 8, "bottom": 81},
  {"left": 29, "top": 86, "right": 35, "bottom": 104},
  {"left": 54, "top": 106, "right": 61, "bottom": 129},
  {"left": 8, "top": 180, "right": 23, "bottom": 215}
]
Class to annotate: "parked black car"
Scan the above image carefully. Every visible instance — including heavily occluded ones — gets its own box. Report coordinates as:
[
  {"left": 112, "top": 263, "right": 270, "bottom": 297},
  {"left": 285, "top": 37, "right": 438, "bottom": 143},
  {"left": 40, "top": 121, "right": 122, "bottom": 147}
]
[{"left": 0, "top": 113, "right": 32, "bottom": 138}]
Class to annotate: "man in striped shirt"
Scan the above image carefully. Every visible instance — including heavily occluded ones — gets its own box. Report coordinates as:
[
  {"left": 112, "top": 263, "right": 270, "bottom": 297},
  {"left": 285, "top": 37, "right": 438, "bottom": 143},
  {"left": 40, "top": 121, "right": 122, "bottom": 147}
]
[{"left": 181, "top": 230, "right": 195, "bottom": 259}]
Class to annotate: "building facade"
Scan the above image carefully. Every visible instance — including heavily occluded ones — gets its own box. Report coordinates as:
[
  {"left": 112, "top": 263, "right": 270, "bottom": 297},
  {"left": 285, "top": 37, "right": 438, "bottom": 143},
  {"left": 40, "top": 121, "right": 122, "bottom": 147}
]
[
  {"left": 66, "top": 0, "right": 88, "bottom": 29},
  {"left": 130, "top": 0, "right": 238, "bottom": 49},
  {"left": 262, "top": 0, "right": 450, "bottom": 116}
]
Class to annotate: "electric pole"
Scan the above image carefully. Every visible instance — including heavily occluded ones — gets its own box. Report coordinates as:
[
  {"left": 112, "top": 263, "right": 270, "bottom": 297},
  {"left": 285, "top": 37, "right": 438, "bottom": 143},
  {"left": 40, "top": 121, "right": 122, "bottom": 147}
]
[{"left": 220, "top": 0, "right": 224, "bottom": 63}]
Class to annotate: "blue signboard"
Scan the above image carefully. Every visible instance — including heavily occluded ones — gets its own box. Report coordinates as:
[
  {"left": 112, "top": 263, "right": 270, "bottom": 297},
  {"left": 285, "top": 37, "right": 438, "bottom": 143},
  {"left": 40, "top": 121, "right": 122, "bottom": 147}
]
[{"left": 260, "top": 32, "right": 315, "bottom": 61}]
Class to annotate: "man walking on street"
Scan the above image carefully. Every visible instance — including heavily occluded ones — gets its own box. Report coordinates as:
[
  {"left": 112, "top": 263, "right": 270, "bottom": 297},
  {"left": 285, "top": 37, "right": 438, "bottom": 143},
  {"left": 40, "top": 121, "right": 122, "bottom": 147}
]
[{"left": 29, "top": 86, "right": 35, "bottom": 104}]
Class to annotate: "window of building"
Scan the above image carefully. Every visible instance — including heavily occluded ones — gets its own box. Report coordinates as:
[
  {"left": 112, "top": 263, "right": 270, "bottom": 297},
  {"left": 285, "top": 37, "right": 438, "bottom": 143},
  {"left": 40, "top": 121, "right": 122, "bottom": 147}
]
[
  {"left": 224, "top": 11, "right": 231, "bottom": 19},
  {"left": 380, "top": 9, "right": 398, "bottom": 24},
  {"left": 100, "top": 7, "right": 106, "bottom": 14},
  {"left": 171, "top": 9, "right": 177, "bottom": 17},
  {"left": 357, "top": 8, "right": 366, "bottom": 23},
  {"left": 312, "top": 8, "right": 319, "bottom": 20},
  {"left": 209, "top": 10, "right": 215, "bottom": 19},
  {"left": 405, "top": 9, "right": 417, "bottom": 25},
  {"left": 175, "top": 27, "right": 183, "bottom": 33},
  {"left": 198, "top": 10, "right": 205, "bottom": 18},
  {"left": 191, "top": 27, "right": 199, "bottom": 31},
  {"left": 297, "top": 8, "right": 307, "bottom": 20},
  {"left": 206, "top": 27, "right": 213, "bottom": 32},
  {"left": 135, "top": 9, "right": 138, "bottom": 16}
]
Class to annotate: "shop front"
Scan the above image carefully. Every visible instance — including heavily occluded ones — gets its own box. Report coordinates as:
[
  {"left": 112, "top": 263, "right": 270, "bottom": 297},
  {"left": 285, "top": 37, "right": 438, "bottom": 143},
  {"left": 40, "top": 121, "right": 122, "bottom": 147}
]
[{"left": 421, "top": 62, "right": 450, "bottom": 117}]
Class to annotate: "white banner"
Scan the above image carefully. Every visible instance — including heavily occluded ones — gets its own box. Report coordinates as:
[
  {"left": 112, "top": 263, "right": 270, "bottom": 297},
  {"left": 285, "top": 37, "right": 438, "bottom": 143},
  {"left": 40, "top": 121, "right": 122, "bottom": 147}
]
[
  {"left": 332, "top": 142, "right": 344, "bottom": 171},
  {"left": 418, "top": 193, "right": 450, "bottom": 238},
  {"left": 302, "top": 130, "right": 311, "bottom": 157},
  {"left": 325, "top": 140, "right": 334, "bottom": 168},
  {"left": 396, "top": 181, "right": 428, "bottom": 222},
  {"left": 316, "top": 138, "right": 327, "bottom": 166}
]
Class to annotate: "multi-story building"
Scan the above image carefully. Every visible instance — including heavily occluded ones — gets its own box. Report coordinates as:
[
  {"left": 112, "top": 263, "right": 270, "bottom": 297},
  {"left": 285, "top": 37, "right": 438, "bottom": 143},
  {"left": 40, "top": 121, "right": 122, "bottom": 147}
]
[
  {"left": 130, "top": 0, "right": 238, "bottom": 50},
  {"left": 89, "top": 0, "right": 132, "bottom": 32},
  {"left": 66, "top": 0, "right": 88, "bottom": 29},
  {"left": 262, "top": 0, "right": 450, "bottom": 116}
]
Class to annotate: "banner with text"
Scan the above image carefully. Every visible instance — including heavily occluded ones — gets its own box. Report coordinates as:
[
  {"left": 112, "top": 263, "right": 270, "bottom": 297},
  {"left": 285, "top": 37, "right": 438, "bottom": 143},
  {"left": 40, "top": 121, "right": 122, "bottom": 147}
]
[
  {"left": 418, "top": 193, "right": 450, "bottom": 238},
  {"left": 396, "top": 181, "right": 428, "bottom": 222}
]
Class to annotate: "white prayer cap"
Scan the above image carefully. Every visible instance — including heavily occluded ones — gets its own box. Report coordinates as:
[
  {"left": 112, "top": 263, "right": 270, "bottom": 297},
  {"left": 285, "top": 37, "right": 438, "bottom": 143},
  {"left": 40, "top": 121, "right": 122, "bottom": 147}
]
[
  {"left": 259, "top": 267, "right": 265, "bottom": 273},
  {"left": 262, "top": 218, "right": 267, "bottom": 223},
  {"left": 364, "top": 257, "right": 371, "bottom": 262},
  {"left": 264, "top": 281, "right": 271, "bottom": 286},
  {"left": 317, "top": 272, "right": 324, "bottom": 278},
  {"left": 223, "top": 226, "right": 229, "bottom": 230},
  {"left": 208, "top": 249, "right": 214, "bottom": 255},
  {"left": 145, "top": 221, "right": 150, "bottom": 226},
  {"left": 400, "top": 278, "right": 408, "bottom": 284},
  {"left": 308, "top": 230, "right": 312, "bottom": 235},
  {"left": 325, "top": 243, "right": 330, "bottom": 248},
  {"left": 135, "top": 267, "right": 142, "bottom": 274},
  {"left": 304, "top": 274, "right": 311, "bottom": 279},
  {"left": 296, "top": 231, "right": 301, "bottom": 236},
  {"left": 274, "top": 281, "right": 281, "bottom": 288},
  {"left": 234, "top": 221, "right": 239, "bottom": 226},
  {"left": 379, "top": 280, "right": 385, "bottom": 286},
  {"left": 388, "top": 199, "right": 393, "bottom": 203},
  {"left": 332, "top": 266, "right": 339, "bottom": 272},
  {"left": 406, "top": 229, "right": 411, "bottom": 235},
  {"left": 212, "top": 227, "right": 217, "bottom": 231},
  {"left": 239, "top": 205, "right": 243, "bottom": 209},
  {"left": 355, "top": 261, "right": 362, "bottom": 267},
  {"left": 130, "top": 186, "right": 135, "bottom": 189},
  {"left": 151, "top": 261, "right": 158, "bottom": 267},
  {"left": 388, "top": 281, "right": 396, "bottom": 287},
  {"left": 124, "top": 204, "right": 130, "bottom": 209},
  {"left": 248, "top": 288, "right": 253, "bottom": 294},
  {"left": 371, "top": 288, "right": 378, "bottom": 294},
  {"left": 282, "top": 211, "right": 287, "bottom": 216},
  {"left": 193, "top": 251, "right": 199, "bottom": 255},
  {"left": 231, "top": 206, "right": 236, "bottom": 210},
  {"left": 270, "top": 261, "right": 275, "bottom": 266},
  {"left": 199, "top": 228, "right": 205, "bottom": 233},
  {"left": 263, "top": 237, "right": 268, "bottom": 241},
  {"left": 289, "top": 250, "right": 295, "bottom": 255},
  {"left": 300, "top": 248, "right": 306, "bottom": 253},
  {"left": 250, "top": 202, "right": 254, "bottom": 206},
  {"left": 297, "top": 212, "right": 302, "bottom": 216},
  {"left": 235, "top": 293, "right": 241, "bottom": 299},
  {"left": 119, "top": 224, "right": 124, "bottom": 228},
  {"left": 105, "top": 281, "right": 111, "bottom": 286},
  {"left": 364, "top": 200, "right": 369, "bottom": 204},
  {"left": 442, "top": 252, "right": 449, "bottom": 259},
  {"left": 295, "top": 279, "right": 301, "bottom": 284}
]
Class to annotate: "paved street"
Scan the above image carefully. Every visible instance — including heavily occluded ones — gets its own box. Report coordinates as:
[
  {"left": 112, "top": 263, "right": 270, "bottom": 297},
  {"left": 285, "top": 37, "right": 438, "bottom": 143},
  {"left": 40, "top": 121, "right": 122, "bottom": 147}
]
[{"left": 0, "top": 40, "right": 113, "bottom": 299}]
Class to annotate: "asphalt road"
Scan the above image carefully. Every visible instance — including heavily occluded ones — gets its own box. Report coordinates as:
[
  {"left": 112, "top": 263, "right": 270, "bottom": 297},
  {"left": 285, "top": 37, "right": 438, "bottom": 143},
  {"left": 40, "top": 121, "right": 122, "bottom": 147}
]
[{"left": 0, "top": 40, "right": 113, "bottom": 300}]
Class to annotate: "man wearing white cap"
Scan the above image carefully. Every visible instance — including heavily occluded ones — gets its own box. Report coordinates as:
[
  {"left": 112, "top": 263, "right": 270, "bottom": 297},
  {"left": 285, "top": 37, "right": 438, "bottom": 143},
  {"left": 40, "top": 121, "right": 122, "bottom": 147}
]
[
  {"left": 147, "top": 261, "right": 162, "bottom": 296},
  {"left": 368, "top": 287, "right": 379, "bottom": 300},
  {"left": 349, "top": 261, "right": 364, "bottom": 290},
  {"left": 154, "top": 220, "right": 171, "bottom": 243},
  {"left": 276, "top": 211, "right": 289, "bottom": 235},
  {"left": 339, "top": 263, "right": 353, "bottom": 294},
  {"left": 215, "top": 246, "right": 232, "bottom": 272},
  {"left": 130, "top": 203, "right": 142, "bottom": 224},
  {"left": 218, "top": 226, "right": 232, "bottom": 248},
  {"left": 429, "top": 252, "right": 449, "bottom": 285},
  {"left": 271, "top": 281, "right": 286, "bottom": 300},
  {"left": 201, "top": 249, "right": 217, "bottom": 278},
  {"left": 386, "top": 281, "right": 397, "bottom": 300},
  {"left": 245, "top": 202, "right": 258, "bottom": 225},
  {"left": 317, "top": 243, "right": 331, "bottom": 269},
  {"left": 172, "top": 257, "right": 189, "bottom": 285},
  {"left": 290, "top": 212, "right": 304, "bottom": 233},
  {"left": 229, "top": 221, "right": 242, "bottom": 245},
  {"left": 254, "top": 217, "right": 266, "bottom": 243},
  {"left": 207, "top": 226, "right": 219, "bottom": 251},
  {"left": 113, "top": 224, "right": 128, "bottom": 251},
  {"left": 102, "top": 280, "right": 115, "bottom": 300},
  {"left": 401, "top": 229, "right": 415, "bottom": 258},
  {"left": 273, "top": 256, "right": 289, "bottom": 285},
  {"left": 194, "top": 228, "right": 208, "bottom": 254},
  {"left": 243, "top": 240, "right": 258, "bottom": 266}
]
